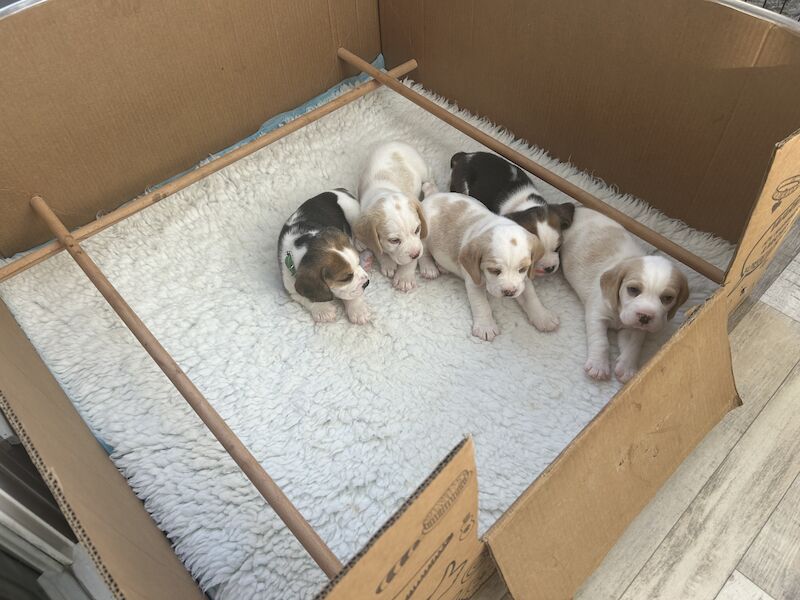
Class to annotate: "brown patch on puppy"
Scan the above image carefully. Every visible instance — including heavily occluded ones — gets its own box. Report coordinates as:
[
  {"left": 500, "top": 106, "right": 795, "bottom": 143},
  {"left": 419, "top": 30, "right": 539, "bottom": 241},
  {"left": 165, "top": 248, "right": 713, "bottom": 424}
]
[
  {"left": 549, "top": 203, "right": 575, "bottom": 229},
  {"left": 353, "top": 206, "right": 386, "bottom": 256},
  {"left": 511, "top": 237, "right": 518, "bottom": 246},
  {"left": 507, "top": 202, "right": 575, "bottom": 240},
  {"left": 412, "top": 199, "right": 429, "bottom": 239},
  {"left": 528, "top": 233, "right": 545, "bottom": 276},
  {"left": 583, "top": 225, "right": 629, "bottom": 265},
  {"left": 294, "top": 230, "right": 354, "bottom": 303},
  {"left": 459, "top": 230, "right": 493, "bottom": 285},
  {"left": 667, "top": 268, "right": 690, "bottom": 320},
  {"left": 600, "top": 257, "right": 641, "bottom": 314}
]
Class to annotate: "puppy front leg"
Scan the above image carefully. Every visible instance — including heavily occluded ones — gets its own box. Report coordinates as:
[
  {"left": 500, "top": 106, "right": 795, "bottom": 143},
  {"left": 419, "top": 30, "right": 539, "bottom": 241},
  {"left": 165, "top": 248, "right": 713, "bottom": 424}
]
[
  {"left": 393, "top": 259, "right": 418, "bottom": 292},
  {"left": 343, "top": 297, "right": 371, "bottom": 325},
  {"left": 376, "top": 252, "right": 397, "bottom": 278},
  {"left": 516, "top": 279, "right": 559, "bottom": 332},
  {"left": 418, "top": 251, "right": 440, "bottom": 280},
  {"left": 584, "top": 308, "right": 611, "bottom": 380},
  {"left": 465, "top": 280, "right": 499, "bottom": 341},
  {"left": 615, "top": 328, "right": 646, "bottom": 383},
  {"left": 290, "top": 293, "right": 337, "bottom": 323}
]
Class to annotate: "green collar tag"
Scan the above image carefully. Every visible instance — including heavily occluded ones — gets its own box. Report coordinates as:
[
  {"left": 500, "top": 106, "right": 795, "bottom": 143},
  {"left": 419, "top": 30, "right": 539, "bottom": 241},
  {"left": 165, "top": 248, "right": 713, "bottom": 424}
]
[{"left": 284, "top": 252, "right": 297, "bottom": 277}]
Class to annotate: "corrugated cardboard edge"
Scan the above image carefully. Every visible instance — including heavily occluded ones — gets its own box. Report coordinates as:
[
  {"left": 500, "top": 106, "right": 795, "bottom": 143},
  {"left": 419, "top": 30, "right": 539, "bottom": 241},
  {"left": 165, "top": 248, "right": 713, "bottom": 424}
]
[
  {"left": 0, "top": 299, "right": 204, "bottom": 600},
  {"left": 724, "top": 128, "right": 800, "bottom": 312},
  {"left": 484, "top": 290, "right": 740, "bottom": 599},
  {"left": 315, "top": 438, "right": 468, "bottom": 597},
  {"left": 317, "top": 437, "right": 494, "bottom": 600}
]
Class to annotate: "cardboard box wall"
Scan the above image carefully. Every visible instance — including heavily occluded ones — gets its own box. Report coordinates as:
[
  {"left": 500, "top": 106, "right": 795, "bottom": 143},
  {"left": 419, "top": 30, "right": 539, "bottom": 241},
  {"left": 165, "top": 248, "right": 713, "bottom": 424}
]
[{"left": 0, "top": 0, "right": 798, "bottom": 598}]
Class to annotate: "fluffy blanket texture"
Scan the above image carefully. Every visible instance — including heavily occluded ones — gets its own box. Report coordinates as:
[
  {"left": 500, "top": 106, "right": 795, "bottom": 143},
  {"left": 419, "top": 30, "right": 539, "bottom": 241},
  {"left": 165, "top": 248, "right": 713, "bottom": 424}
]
[{"left": 0, "top": 83, "right": 733, "bottom": 599}]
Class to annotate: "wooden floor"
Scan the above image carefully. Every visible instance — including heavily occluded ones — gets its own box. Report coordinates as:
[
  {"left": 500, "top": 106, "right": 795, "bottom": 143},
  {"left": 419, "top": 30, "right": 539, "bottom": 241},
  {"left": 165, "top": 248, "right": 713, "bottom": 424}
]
[{"left": 477, "top": 248, "right": 800, "bottom": 600}]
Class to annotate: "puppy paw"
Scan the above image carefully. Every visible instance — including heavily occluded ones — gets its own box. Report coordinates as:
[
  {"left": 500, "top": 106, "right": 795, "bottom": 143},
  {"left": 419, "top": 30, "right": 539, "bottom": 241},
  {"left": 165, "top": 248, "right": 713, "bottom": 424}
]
[
  {"left": 346, "top": 303, "right": 371, "bottom": 325},
  {"left": 584, "top": 357, "right": 611, "bottom": 380},
  {"left": 531, "top": 309, "right": 560, "bottom": 332},
  {"left": 472, "top": 320, "right": 499, "bottom": 342},
  {"left": 393, "top": 272, "right": 417, "bottom": 292},
  {"left": 615, "top": 360, "right": 638, "bottom": 383},
  {"left": 380, "top": 262, "right": 397, "bottom": 278},
  {"left": 310, "top": 304, "right": 337, "bottom": 323},
  {"left": 422, "top": 181, "right": 439, "bottom": 198},
  {"left": 419, "top": 262, "right": 440, "bottom": 280}
]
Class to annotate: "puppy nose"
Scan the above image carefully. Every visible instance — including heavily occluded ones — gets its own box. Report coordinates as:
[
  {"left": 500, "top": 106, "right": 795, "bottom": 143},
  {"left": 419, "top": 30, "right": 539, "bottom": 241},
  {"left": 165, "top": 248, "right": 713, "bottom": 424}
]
[
  {"left": 544, "top": 265, "right": 556, "bottom": 273},
  {"left": 637, "top": 312, "right": 652, "bottom": 325},
  {"left": 362, "top": 279, "right": 370, "bottom": 290},
  {"left": 502, "top": 288, "right": 516, "bottom": 297},
  {"left": 410, "top": 249, "right": 421, "bottom": 259}
]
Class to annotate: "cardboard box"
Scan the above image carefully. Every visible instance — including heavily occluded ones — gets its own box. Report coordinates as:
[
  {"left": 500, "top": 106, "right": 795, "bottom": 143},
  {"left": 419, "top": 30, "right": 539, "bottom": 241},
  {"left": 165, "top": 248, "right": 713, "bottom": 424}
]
[{"left": 0, "top": 1, "right": 798, "bottom": 598}]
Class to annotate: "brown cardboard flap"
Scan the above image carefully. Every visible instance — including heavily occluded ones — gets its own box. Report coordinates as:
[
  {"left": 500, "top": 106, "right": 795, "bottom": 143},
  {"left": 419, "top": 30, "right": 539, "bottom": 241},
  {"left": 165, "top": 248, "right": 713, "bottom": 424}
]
[
  {"left": 724, "top": 128, "right": 800, "bottom": 311},
  {"left": 0, "top": 0, "right": 379, "bottom": 257},
  {"left": 485, "top": 291, "right": 739, "bottom": 600},
  {"left": 380, "top": 0, "right": 800, "bottom": 242},
  {"left": 0, "top": 299, "right": 204, "bottom": 600},
  {"left": 318, "top": 438, "right": 495, "bottom": 600}
]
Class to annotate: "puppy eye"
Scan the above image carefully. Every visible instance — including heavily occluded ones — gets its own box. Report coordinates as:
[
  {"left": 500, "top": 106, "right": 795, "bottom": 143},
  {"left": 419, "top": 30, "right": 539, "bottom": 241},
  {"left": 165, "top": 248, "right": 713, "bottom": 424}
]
[
  {"left": 488, "top": 268, "right": 501, "bottom": 276},
  {"left": 414, "top": 225, "right": 421, "bottom": 235},
  {"left": 627, "top": 286, "right": 641, "bottom": 297},
  {"left": 339, "top": 274, "right": 354, "bottom": 283},
  {"left": 388, "top": 238, "right": 400, "bottom": 245},
  {"left": 518, "top": 267, "right": 527, "bottom": 273},
  {"left": 661, "top": 294, "right": 674, "bottom": 305}
]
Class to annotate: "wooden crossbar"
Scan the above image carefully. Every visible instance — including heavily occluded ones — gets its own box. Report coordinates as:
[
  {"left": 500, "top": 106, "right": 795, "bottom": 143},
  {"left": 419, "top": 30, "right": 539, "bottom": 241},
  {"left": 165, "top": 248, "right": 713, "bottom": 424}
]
[
  {"left": 336, "top": 48, "right": 726, "bottom": 285},
  {"left": 29, "top": 195, "right": 343, "bottom": 578},
  {"left": 0, "top": 59, "right": 418, "bottom": 284}
]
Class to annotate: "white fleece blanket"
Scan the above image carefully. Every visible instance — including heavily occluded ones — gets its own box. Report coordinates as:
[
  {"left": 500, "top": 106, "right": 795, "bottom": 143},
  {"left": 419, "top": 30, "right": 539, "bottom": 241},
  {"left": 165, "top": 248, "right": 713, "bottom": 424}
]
[{"left": 0, "top": 83, "right": 733, "bottom": 599}]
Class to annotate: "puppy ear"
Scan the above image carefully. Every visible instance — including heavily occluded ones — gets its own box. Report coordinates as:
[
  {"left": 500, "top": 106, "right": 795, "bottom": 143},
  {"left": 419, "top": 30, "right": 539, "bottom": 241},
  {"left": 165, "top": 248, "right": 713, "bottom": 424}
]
[
  {"left": 667, "top": 269, "right": 690, "bottom": 320},
  {"left": 600, "top": 261, "right": 628, "bottom": 314},
  {"left": 413, "top": 199, "right": 429, "bottom": 239},
  {"left": 528, "top": 233, "right": 544, "bottom": 278},
  {"left": 353, "top": 208, "right": 383, "bottom": 255},
  {"left": 458, "top": 237, "right": 485, "bottom": 286},
  {"left": 294, "top": 263, "right": 334, "bottom": 303},
  {"left": 551, "top": 203, "right": 576, "bottom": 229}
]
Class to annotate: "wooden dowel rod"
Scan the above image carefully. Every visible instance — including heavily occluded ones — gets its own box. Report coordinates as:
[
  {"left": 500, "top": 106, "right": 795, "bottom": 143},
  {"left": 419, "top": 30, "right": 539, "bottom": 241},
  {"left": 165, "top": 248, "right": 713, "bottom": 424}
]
[
  {"left": 29, "top": 195, "right": 342, "bottom": 578},
  {"left": 0, "top": 59, "right": 418, "bottom": 285},
  {"left": 337, "top": 48, "right": 726, "bottom": 285}
]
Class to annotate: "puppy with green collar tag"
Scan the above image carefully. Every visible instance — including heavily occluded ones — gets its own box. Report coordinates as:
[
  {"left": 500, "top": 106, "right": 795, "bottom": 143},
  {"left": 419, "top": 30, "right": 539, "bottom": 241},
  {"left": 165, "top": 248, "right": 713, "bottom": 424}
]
[{"left": 278, "top": 189, "right": 371, "bottom": 324}]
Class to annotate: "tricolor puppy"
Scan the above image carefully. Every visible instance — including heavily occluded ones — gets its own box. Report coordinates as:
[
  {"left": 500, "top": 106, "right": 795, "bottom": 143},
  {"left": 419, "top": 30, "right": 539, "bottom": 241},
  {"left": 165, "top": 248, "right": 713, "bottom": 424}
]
[
  {"left": 356, "top": 141, "right": 437, "bottom": 292},
  {"left": 561, "top": 207, "right": 690, "bottom": 382},
  {"left": 449, "top": 151, "right": 575, "bottom": 276},
  {"left": 419, "top": 192, "right": 559, "bottom": 341},
  {"left": 278, "top": 189, "right": 371, "bottom": 324}
]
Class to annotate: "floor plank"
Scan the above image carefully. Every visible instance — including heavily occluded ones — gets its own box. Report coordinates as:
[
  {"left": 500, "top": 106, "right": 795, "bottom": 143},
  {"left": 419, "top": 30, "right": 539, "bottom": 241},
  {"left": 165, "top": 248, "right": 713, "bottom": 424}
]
[
  {"left": 730, "top": 221, "right": 800, "bottom": 329},
  {"left": 617, "top": 362, "right": 800, "bottom": 600},
  {"left": 738, "top": 473, "right": 800, "bottom": 600},
  {"left": 576, "top": 302, "right": 800, "bottom": 600},
  {"left": 716, "top": 571, "right": 776, "bottom": 600},
  {"left": 761, "top": 252, "right": 800, "bottom": 324}
]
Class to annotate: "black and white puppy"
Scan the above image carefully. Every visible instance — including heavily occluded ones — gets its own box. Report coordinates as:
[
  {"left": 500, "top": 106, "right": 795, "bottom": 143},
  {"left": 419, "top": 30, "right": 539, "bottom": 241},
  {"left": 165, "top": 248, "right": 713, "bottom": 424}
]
[
  {"left": 278, "top": 189, "right": 370, "bottom": 324},
  {"left": 449, "top": 151, "right": 575, "bottom": 276}
]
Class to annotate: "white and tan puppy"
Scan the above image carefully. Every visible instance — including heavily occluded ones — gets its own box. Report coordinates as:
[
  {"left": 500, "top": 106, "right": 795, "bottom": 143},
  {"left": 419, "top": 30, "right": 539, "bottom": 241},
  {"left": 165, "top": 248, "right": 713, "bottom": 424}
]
[
  {"left": 355, "top": 141, "right": 437, "bottom": 292},
  {"left": 420, "top": 192, "right": 558, "bottom": 341},
  {"left": 561, "top": 207, "right": 690, "bottom": 382},
  {"left": 278, "top": 189, "right": 371, "bottom": 324}
]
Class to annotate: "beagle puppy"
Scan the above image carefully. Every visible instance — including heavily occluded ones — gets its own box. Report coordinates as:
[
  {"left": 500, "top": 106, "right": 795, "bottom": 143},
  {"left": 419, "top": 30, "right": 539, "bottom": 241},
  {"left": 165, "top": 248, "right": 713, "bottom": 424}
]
[
  {"left": 278, "top": 189, "right": 371, "bottom": 324},
  {"left": 419, "top": 192, "right": 559, "bottom": 341},
  {"left": 449, "top": 151, "right": 574, "bottom": 276},
  {"left": 561, "top": 207, "right": 690, "bottom": 382},
  {"left": 355, "top": 141, "right": 437, "bottom": 292}
]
